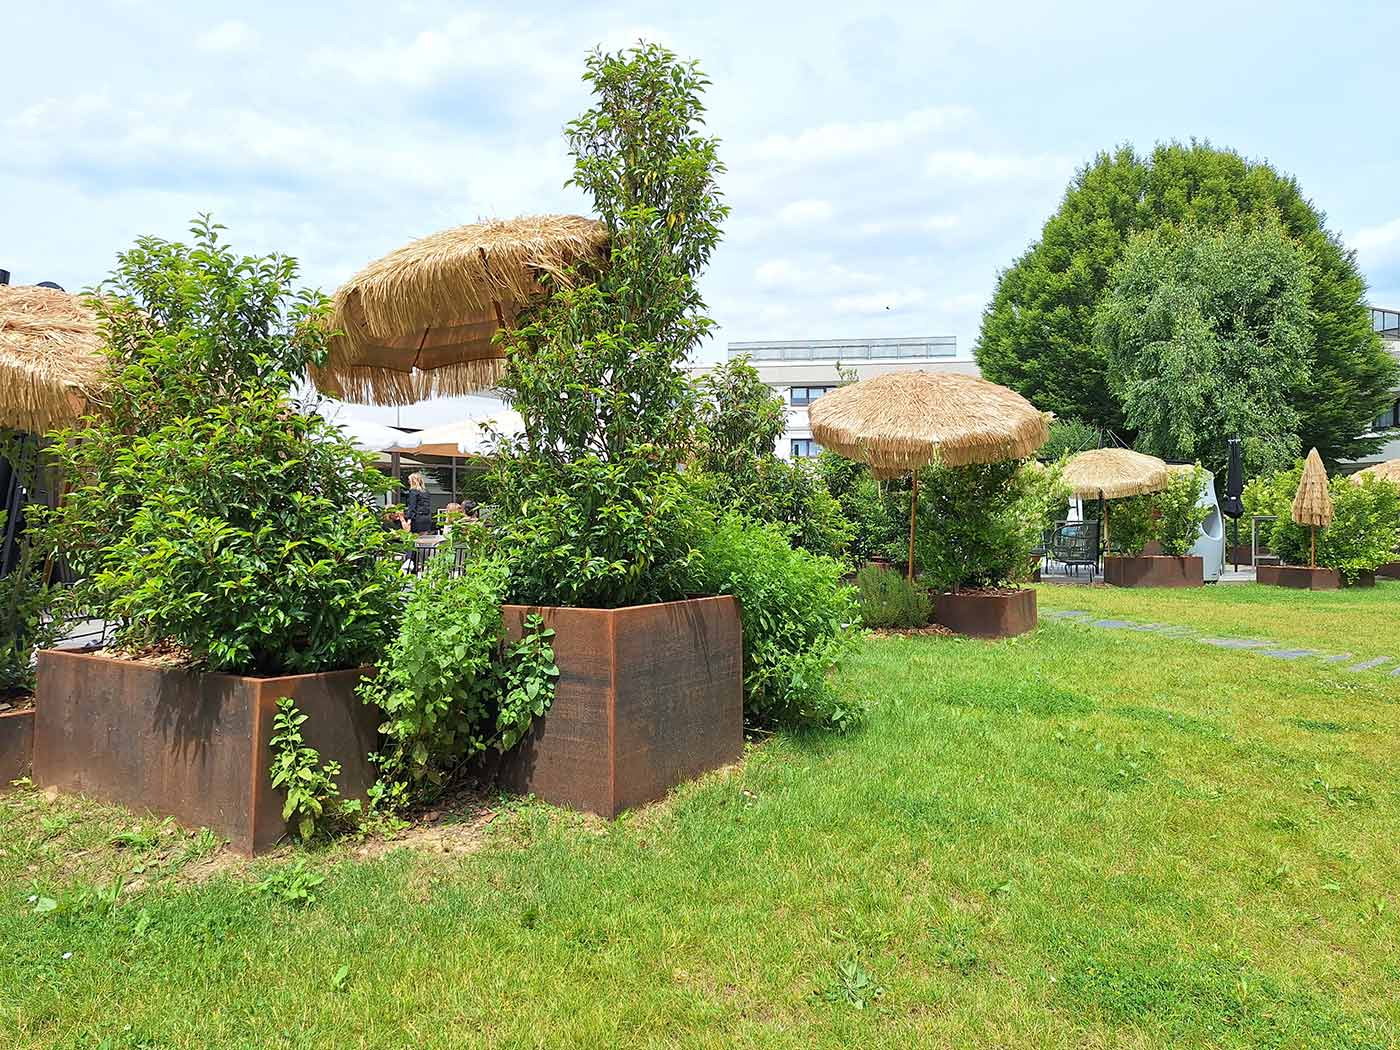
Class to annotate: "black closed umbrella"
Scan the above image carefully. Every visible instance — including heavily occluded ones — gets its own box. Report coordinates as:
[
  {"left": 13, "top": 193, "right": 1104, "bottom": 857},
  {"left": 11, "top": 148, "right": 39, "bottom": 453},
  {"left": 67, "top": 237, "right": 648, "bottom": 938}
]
[{"left": 1222, "top": 437, "right": 1245, "bottom": 569}]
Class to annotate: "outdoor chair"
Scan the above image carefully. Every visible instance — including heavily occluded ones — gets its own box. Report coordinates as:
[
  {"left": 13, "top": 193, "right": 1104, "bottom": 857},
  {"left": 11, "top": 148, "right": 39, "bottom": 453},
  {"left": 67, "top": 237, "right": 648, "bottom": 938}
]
[{"left": 1045, "top": 522, "right": 1100, "bottom": 579}]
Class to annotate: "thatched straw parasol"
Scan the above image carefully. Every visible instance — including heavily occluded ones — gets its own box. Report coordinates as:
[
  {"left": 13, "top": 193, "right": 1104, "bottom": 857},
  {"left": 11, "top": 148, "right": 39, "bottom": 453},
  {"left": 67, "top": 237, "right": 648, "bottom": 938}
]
[
  {"left": 1351, "top": 459, "right": 1400, "bottom": 485},
  {"left": 1291, "top": 447, "right": 1332, "bottom": 567},
  {"left": 312, "top": 215, "right": 608, "bottom": 406},
  {"left": 1061, "top": 448, "right": 1169, "bottom": 555},
  {"left": 809, "top": 370, "right": 1049, "bottom": 580},
  {"left": 0, "top": 285, "right": 107, "bottom": 433}
]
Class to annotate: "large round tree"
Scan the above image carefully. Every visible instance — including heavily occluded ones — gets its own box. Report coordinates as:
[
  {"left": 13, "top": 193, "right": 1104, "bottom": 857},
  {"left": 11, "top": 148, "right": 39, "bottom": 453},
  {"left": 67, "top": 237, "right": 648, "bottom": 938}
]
[{"left": 975, "top": 141, "right": 1397, "bottom": 464}]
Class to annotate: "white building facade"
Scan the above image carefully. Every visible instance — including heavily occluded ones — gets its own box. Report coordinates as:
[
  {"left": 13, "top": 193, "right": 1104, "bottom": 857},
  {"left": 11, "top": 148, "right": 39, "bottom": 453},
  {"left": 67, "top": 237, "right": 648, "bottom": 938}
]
[
  {"left": 715, "top": 336, "right": 977, "bottom": 460},
  {"left": 1357, "top": 306, "right": 1400, "bottom": 468}
]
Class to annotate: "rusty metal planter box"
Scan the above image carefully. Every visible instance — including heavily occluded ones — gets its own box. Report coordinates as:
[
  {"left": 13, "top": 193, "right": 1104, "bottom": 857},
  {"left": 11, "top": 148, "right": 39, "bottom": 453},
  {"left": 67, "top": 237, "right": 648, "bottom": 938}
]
[
  {"left": 33, "top": 651, "right": 378, "bottom": 854},
  {"left": 492, "top": 596, "right": 743, "bottom": 818},
  {"left": 0, "top": 707, "right": 33, "bottom": 786},
  {"left": 1104, "top": 555, "right": 1204, "bottom": 588},
  {"left": 933, "top": 589, "right": 1037, "bottom": 639},
  {"left": 1376, "top": 560, "right": 1400, "bottom": 580},
  {"left": 1256, "top": 564, "right": 1341, "bottom": 591}
]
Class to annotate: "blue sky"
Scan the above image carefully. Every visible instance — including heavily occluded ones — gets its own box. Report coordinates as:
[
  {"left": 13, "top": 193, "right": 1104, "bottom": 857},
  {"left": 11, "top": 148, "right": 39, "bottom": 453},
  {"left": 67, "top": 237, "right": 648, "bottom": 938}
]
[{"left": 5, "top": 1, "right": 1398, "bottom": 425}]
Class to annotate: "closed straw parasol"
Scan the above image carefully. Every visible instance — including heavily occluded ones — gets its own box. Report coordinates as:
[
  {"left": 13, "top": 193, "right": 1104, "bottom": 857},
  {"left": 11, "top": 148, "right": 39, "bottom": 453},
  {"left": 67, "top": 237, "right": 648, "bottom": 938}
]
[
  {"left": 809, "top": 370, "right": 1049, "bottom": 580},
  {"left": 0, "top": 285, "right": 107, "bottom": 433},
  {"left": 1061, "top": 448, "right": 1169, "bottom": 556},
  {"left": 1351, "top": 459, "right": 1400, "bottom": 485},
  {"left": 312, "top": 215, "right": 609, "bottom": 406},
  {"left": 1291, "top": 447, "right": 1332, "bottom": 567}
]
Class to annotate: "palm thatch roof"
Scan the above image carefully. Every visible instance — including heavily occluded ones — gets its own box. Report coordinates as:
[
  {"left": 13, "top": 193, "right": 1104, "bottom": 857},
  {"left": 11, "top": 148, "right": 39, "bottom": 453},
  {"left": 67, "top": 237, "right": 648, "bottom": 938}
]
[
  {"left": 0, "top": 285, "right": 107, "bottom": 433},
  {"left": 1351, "top": 459, "right": 1400, "bottom": 485},
  {"left": 1061, "top": 448, "right": 1169, "bottom": 499},
  {"left": 1292, "top": 448, "right": 1333, "bottom": 528},
  {"left": 311, "top": 215, "right": 608, "bottom": 406},
  {"left": 807, "top": 371, "right": 1048, "bottom": 478}
]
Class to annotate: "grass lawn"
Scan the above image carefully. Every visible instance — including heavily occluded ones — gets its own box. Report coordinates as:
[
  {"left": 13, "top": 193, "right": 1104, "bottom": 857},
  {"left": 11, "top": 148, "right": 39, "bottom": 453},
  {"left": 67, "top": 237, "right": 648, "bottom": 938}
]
[{"left": 3, "top": 583, "right": 1399, "bottom": 1048}]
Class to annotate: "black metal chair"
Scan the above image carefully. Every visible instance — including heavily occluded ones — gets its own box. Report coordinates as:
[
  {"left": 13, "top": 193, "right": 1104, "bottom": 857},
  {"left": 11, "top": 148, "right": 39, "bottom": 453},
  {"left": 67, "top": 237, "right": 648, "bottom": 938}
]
[{"left": 1045, "top": 521, "right": 1101, "bottom": 579}]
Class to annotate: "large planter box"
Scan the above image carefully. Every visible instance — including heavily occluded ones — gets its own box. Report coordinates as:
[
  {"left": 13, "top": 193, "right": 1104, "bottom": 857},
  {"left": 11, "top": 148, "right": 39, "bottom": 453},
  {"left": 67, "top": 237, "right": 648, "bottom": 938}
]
[
  {"left": 33, "top": 651, "right": 378, "bottom": 854},
  {"left": 0, "top": 707, "right": 33, "bottom": 786},
  {"left": 933, "top": 588, "right": 1037, "bottom": 639},
  {"left": 1378, "top": 560, "right": 1400, "bottom": 580},
  {"left": 491, "top": 596, "right": 743, "bottom": 818},
  {"left": 1104, "top": 555, "right": 1204, "bottom": 588},
  {"left": 1257, "top": 564, "right": 1341, "bottom": 591}
]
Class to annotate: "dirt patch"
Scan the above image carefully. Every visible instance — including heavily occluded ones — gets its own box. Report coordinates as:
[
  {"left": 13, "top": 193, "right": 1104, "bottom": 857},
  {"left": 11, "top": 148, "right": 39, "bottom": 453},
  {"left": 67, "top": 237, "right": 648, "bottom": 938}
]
[
  {"left": 350, "top": 784, "right": 501, "bottom": 862},
  {"left": 871, "top": 624, "right": 957, "bottom": 638}
]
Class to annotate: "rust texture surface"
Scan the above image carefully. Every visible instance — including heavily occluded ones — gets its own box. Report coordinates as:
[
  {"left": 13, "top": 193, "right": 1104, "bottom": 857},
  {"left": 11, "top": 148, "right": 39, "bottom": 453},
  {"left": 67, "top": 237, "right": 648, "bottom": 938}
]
[
  {"left": 497, "top": 596, "right": 743, "bottom": 818},
  {"left": 1256, "top": 565, "right": 1342, "bottom": 591},
  {"left": 33, "top": 651, "right": 377, "bottom": 853},
  {"left": 0, "top": 708, "right": 33, "bottom": 786},
  {"left": 1103, "top": 555, "right": 1204, "bottom": 588},
  {"left": 934, "top": 589, "right": 1037, "bottom": 639}
]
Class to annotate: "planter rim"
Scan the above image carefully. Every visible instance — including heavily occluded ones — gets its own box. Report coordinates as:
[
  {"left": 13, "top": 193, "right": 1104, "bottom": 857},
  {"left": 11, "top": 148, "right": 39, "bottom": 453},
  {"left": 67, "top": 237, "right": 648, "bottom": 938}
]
[
  {"left": 35, "top": 648, "right": 373, "bottom": 684},
  {"left": 502, "top": 594, "right": 739, "bottom": 613}
]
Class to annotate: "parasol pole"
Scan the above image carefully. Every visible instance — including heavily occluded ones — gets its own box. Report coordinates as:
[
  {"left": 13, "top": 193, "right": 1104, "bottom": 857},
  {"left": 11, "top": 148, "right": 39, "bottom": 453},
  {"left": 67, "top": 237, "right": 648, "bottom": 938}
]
[
  {"left": 1101, "top": 491, "right": 1110, "bottom": 558},
  {"left": 907, "top": 472, "right": 919, "bottom": 582},
  {"left": 1310, "top": 525, "right": 1316, "bottom": 568}
]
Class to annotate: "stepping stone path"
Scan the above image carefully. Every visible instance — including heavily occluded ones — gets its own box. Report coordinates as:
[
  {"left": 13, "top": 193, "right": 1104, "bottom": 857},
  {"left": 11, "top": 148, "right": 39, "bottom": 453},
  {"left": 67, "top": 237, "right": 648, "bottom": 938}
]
[{"left": 1044, "top": 609, "right": 1398, "bottom": 680}]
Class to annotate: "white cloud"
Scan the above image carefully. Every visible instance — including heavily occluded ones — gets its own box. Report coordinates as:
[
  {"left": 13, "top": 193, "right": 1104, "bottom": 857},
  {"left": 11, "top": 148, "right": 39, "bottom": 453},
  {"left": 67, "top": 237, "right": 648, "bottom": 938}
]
[
  {"left": 924, "top": 149, "right": 1075, "bottom": 182},
  {"left": 776, "top": 199, "right": 834, "bottom": 225},
  {"left": 745, "top": 106, "right": 971, "bottom": 168},
  {"left": 1355, "top": 217, "right": 1400, "bottom": 264},
  {"left": 754, "top": 256, "right": 880, "bottom": 290},
  {"left": 857, "top": 214, "right": 960, "bottom": 237},
  {"left": 197, "top": 20, "right": 255, "bottom": 53}
]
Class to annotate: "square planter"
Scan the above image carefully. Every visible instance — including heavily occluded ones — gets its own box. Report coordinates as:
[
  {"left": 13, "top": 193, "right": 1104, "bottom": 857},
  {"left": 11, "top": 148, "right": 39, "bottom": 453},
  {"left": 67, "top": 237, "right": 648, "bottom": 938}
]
[
  {"left": 491, "top": 596, "right": 743, "bottom": 818},
  {"left": 0, "top": 707, "right": 33, "bottom": 787},
  {"left": 1377, "top": 560, "right": 1400, "bottom": 580},
  {"left": 933, "top": 588, "right": 1037, "bottom": 639},
  {"left": 33, "top": 651, "right": 378, "bottom": 854},
  {"left": 1104, "top": 555, "right": 1204, "bottom": 588},
  {"left": 1256, "top": 564, "right": 1341, "bottom": 590}
]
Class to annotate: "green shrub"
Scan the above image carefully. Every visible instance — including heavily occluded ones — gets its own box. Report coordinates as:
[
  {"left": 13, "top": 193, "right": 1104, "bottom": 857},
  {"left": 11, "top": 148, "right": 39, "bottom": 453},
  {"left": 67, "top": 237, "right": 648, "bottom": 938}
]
[
  {"left": 1155, "top": 465, "right": 1211, "bottom": 557},
  {"left": 268, "top": 697, "right": 362, "bottom": 844},
  {"left": 1038, "top": 418, "right": 1103, "bottom": 462},
  {"left": 41, "top": 218, "right": 405, "bottom": 675},
  {"left": 1269, "top": 474, "right": 1400, "bottom": 582},
  {"left": 1103, "top": 495, "right": 1155, "bottom": 556},
  {"left": 816, "top": 452, "right": 900, "bottom": 562},
  {"left": 690, "top": 513, "right": 861, "bottom": 730},
  {"left": 854, "top": 565, "right": 930, "bottom": 629},
  {"left": 910, "top": 459, "right": 1065, "bottom": 591}
]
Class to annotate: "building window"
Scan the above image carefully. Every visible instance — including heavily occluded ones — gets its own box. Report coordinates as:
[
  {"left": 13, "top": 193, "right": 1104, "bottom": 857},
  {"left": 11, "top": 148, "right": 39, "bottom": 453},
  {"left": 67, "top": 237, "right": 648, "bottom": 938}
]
[
  {"left": 1373, "top": 398, "right": 1400, "bottom": 432},
  {"left": 790, "top": 438, "right": 821, "bottom": 458},
  {"left": 789, "top": 385, "right": 836, "bottom": 406}
]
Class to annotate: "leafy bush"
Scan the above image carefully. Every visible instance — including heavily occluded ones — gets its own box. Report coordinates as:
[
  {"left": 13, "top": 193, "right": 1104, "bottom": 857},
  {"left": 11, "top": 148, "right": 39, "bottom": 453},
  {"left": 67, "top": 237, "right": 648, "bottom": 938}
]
[
  {"left": 491, "top": 44, "right": 723, "bottom": 608},
  {"left": 1037, "top": 418, "right": 1103, "bottom": 462},
  {"left": 358, "top": 547, "right": 558, "bottom": 809},
  {"left": 689, "top": 513, "right": 860, "bottom": 730},
  {"left": 41, "top": 218, "right": 405, "bottom": 674},
  {"left": 1100, "top": 495, "right": 1154, "bottom": 556},
  {"left": 269, "top": 697, "right": 362, "bottom": 844},
  {"left": 1155, "top": 465, "right": 1211, "bottom": 557},
  {"left": 1268, "top": 474, "right": 1400, "bottom": 582},
  {"left": 854, "top": 565, "right": 930, "bottom": 629},
  {"left": 910, "top": 460, "right": 1066, "bottom": 592},
  {"left": 815, "top": 452, "right": 900, "bottom": 562}
]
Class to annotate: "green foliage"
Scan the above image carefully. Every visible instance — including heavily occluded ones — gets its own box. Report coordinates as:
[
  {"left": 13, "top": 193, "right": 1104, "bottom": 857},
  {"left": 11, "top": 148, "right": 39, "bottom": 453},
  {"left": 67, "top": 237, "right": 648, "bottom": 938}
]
[
  {"left": 690, "top": 360, "right": 853, "bottom": 557},
  {"left": 815, "top": 452, "right": 901, "bottom": 562},
  {"left": 1154, "top": 466, "right": 1211, "bottom": 557},
  {"left": 1242, "top": 462, "right": 1300, "bottom": 522},
  {"left": 1038, "top": 418, "right": 1103, "bottom": 463},
  {"left": 690, "top": 513, "right": 860, "bottom": 730},
  {"left": 1104, "top": 496, "right": 1155, "bottom": 556},
  {"left": 491, "top": 44, "right": 725, "bottom": 608},
  {"left": 40, "top": 217, "right": 405, "bottom": 674},
  {"left": 359, "top": 549, "right": 558, "bottom": 810},
  {"left": 910, "top": 460, "right": 1066, "bottom": 591},
  {"left": 854, "top": 564, "right": 930, "bottom": 629},
  {"left": 976, "top": 141, "right": 1398, "bottom": 462},
  {"left": 1268, "top": 474, "right": 1400, "bottom": 581},
  {"left": 1098, "top": 221, "right": 1310, "bottom": 475},
  {"left": 0, "top": 435, "right": 68, "bottom": 697},
  {"left": 253, "top": 858, "right": 326, "bottom": 908},
  {"left": 268, "top": 698, "right": 361, "bottom": 844}
]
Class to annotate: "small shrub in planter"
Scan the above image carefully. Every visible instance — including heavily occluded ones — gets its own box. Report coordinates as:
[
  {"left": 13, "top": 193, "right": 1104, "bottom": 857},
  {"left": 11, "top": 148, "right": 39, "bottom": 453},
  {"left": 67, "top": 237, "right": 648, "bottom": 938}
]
[
  {"left": 1263, "top": 470, "right": 1400, "bottom": 584},
  {"left": 855, "top": 564, "right": 931, "bottom": 629},
  {"left": 816, "top": 451, "right": 900, "bottom": 563},
  {"left": 1102, "top": 465, "right": 1209, "bottom": 586}
]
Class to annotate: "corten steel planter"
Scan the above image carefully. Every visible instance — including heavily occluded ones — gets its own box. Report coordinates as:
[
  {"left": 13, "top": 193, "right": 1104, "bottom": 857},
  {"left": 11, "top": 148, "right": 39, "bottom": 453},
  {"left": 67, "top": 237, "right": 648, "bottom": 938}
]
[
  {"left": 1345, "top": 571, "right": 1377, "bottom": 588},
  {"left": 1103, "top": 555, "right": 1204, "bottom": 588},
  {"left": 0, "top": 707, "right": 33, "bottom": 786},
  {"left": 1256, "top": 564, "right": 1341, "bottom": 591},
  {"left": 32, "top": 651, "right": 378, "bottom": 854},
  {"left": 1378, "top": 560, "right": 1400, "bottom": 580},
  {"left": 933, "top": 588, "right": 1037, "bottom": 639},
  {"left": 492, "top": 596, "right": 743, "bottom": 818}
]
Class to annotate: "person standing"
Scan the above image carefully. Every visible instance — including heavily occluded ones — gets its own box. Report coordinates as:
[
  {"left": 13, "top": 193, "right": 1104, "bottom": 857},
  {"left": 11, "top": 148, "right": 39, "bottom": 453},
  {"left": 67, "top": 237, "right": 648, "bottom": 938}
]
[{"left": 403, "top": 472, "right": 433, "bottom": 534}]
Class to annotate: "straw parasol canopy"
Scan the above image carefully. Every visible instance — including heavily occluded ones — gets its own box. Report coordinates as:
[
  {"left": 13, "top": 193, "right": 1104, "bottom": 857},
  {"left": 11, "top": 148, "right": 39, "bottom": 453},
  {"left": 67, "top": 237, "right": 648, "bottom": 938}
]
[
  {"left": 0, "top": 285, "right": 107, "bottom": 433},
  {"left": 1062, "top": 448, "right": 1169, "bottom": 500},
  {"left": 808, "top": 371, "right": 1049, "bottom": 480},
  {"left": 809, "top": 370, "right": 1049, "bottom": 580},
  {"left": 312, "top": 215, "right": 609, "bottom": 406},
  {"left": 1291, "top": 448, "right": 1333, "bottom": 528},
  {"left": 1351, "top": 459, "right": 1400, "bottom": 485}
]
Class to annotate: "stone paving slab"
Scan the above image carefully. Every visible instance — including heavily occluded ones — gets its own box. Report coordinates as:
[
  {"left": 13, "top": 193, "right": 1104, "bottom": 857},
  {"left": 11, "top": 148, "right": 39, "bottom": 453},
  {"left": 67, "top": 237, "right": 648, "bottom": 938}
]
[
  {"left": 1260, "top": 648, "right": 1321, "bottom": 660},
  {"left": 1347, "top": 657, "right": 1392, "bottom": 672},
  {"left": 1320, "top": 653, "right": 1354, "bottom": 664}
]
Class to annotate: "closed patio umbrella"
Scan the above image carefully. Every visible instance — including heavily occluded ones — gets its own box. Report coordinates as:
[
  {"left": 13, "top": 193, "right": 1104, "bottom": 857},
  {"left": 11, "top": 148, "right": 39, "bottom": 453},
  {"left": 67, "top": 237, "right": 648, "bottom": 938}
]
[
  {"left": 809, "top": 370, "right": 1049, "bottom": 580},
  {"left": 312, "top": 215, "right": 609, "bottom": 406},
  {"left": 1291, "top": 448, "right": 1332, "bottom": 568}
]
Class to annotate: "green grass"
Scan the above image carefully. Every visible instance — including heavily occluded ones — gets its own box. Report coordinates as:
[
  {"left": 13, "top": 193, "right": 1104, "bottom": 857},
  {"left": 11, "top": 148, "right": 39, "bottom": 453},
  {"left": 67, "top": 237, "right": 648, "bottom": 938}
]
[{"left": 3, "top": 585, "right": 1399, "bottom": 1048}]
